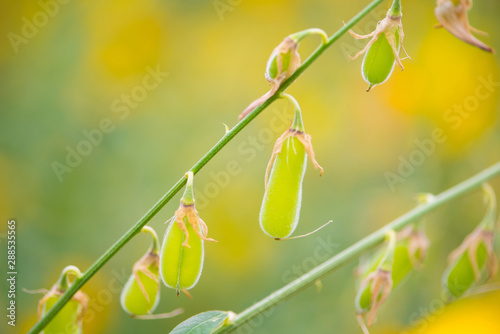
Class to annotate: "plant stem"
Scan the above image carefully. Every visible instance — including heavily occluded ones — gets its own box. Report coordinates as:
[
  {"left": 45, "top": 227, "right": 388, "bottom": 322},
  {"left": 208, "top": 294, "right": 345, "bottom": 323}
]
[
  {"left": 215, "top": 162, "right": 500, "bottom": 333},
  {"left": 389, "top": 0, "right": 402, "bottom": 17},
  {"left": 27, "top": 1, "right": 385, "bottom": 332}
]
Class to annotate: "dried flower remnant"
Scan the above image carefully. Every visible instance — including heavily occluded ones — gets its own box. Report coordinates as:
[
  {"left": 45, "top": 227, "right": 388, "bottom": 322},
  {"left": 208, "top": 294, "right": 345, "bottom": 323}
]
[{"left": 435, "top": 0, "right": 494, "bottom": 53}]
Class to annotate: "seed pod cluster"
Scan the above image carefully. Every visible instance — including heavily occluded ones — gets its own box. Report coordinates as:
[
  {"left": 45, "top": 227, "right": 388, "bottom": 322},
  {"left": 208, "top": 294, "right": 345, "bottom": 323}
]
[
  {"left": 259, "top": 94, "right": 323, "bottom": 239},
  {"left": 160, "top": 172, "right": 216, "bottom": 295},
  {"left": 38, "top": 266, "right": 88, "bottom": 334},
  {"left": 120, "top": 226, "right": 161, "bottom": 316},
  {"left": 347, "top": 0, "right": 406, "bottom": 91},
  {"left": 442, "top": 183, "right": 498, "bottom": 299}
]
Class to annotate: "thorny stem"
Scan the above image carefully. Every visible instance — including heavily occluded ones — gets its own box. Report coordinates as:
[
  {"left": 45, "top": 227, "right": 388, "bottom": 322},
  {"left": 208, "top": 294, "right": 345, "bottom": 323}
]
[
  {"left": 27, "top": 0, "right": 394, "bottom": 332},
  {"left": 214, "top": 162, "right": 500, "bottom": 333}
]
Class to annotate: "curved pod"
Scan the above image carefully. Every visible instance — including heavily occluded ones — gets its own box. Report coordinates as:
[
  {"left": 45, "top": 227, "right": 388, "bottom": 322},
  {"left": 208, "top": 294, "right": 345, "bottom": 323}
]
[{"left": 120, "top": 269, "right": 160, "bottom": 315}]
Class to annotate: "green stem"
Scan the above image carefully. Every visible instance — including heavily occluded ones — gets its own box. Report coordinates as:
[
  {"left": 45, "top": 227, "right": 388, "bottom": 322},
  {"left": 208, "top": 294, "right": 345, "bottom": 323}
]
[
  {"left": 27, "top": 0, "right": 386, "bottom": 332},
  {"left": 215, "top": 162, "right": 500, "bottom": 333},
  {"left": 388, "top": 0, "right": 402, "bottom": 17}
]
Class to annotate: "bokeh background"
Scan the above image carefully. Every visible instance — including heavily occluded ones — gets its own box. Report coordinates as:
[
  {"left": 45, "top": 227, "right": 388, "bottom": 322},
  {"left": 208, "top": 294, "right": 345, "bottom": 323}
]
[{"left": 1, "top": 0, "right": 500, "bottom": 333}]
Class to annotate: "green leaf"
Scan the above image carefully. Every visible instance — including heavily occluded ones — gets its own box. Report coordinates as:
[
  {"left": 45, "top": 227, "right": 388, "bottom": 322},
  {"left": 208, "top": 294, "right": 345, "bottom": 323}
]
[{"left": 170, "top": 311, "right": 229, "bottom": 334}]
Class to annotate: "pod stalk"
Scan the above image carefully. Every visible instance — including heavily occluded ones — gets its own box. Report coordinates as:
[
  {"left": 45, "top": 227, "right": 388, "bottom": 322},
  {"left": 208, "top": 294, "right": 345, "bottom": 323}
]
[
  {"left": 480, "top": 183, "right": 497, "bottom": 231},
  {"left": 141, "top": 226, "right": 160, "bottom": 254},
  {"left": 181, "top": 172, "right": 195, "bottom": 206},
  {"left": 56, "top": 266, "right": 83, "bottom": 292},
  {"left": 289, "top": 28, "right": 329, "bottom": 45},
  {"left": 379, "top": 230, "right": 396, "bottom": 271},
  {"left": 281, "top": 93, "right": 305, "bottom": 133},
  {"left": 388, "top": 0, "right": 402, "bottom": 18}
]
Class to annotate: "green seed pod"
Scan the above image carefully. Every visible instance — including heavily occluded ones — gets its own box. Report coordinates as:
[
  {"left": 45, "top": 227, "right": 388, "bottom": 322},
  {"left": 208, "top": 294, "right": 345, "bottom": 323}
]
[
  {"left": 160, "top": 172, "right": 216, "bottom": 294},
  {"left": 347, "top": 0, "right": 405, "bottom": 91},
  {"left": 161, "top": 217, "right": 204, "bottom": 292},
  {"left": 356, "top": 232, "right": 423, "bottom": 291},
  {"left": 260, "top": 135, "right": 305, "bottom": 239},
  {"left": 392, "top": 226, "right": 429, "bottom": 286},
  {"left": 265, "top": 39, "right": 297, "bottom": 83},
  {"left": 361, "top": 30, "right": 400, "bottom": 91},
  {"left": 392, "top": 230, "right": 427, "bottom": 285},
  {"left": 442, "top": 184, "right": 498, "bottom": 299},
  {"left": 443, "top": 237, "right": 489, "bottom": 298},
  {"left": 265, "top": 29, "right": 328, "bottom": 85},
  {"left": 120, "top": 226, "right": 160, "bottom": 315},
  {"left": 356, "top": 195, "right": 431, "bottom": 308},
  {"left": 239, "top": 29, "right": 328, "bottom": 120},
  {"left": 38, "top": 266, "right": 88, "bottom": 334},
  {"left": 390, "top": 195, "right": 433, "bottom": 285},
  {"left": 41, "top": 295, "right": 85, "bottom": 334},
  {"left": 259, "top": 94, "right": 323, "bottom": 239},
  {"left": 355, "top": 231, "right": 396, "bottom": 329}
]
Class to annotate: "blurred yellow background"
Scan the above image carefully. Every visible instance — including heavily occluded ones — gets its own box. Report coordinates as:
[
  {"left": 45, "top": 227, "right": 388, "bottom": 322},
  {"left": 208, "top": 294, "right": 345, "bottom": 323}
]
[{"left": 1, "top": 0, "right": 499, "bottom": 333}]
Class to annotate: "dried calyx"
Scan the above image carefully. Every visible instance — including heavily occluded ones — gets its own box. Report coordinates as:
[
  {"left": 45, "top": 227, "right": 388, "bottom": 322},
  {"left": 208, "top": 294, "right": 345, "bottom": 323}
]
[
  {"left": 435, "top": 0, "right": 494, "bottom": 53},
  {"left": 132, "top": 227, "right": 160, "bottom": 306},
  {"left": 349, "top": 0, "right": 405, "bottom": 69},
  {"left": 346, "top": 0, "right": 408, "bottom": 91},
  {"left": 265, "top": 93, "right": 323, "bottom": 193},
  {"left": 175, "top": 172, "right": 217, "bottom": 248}
]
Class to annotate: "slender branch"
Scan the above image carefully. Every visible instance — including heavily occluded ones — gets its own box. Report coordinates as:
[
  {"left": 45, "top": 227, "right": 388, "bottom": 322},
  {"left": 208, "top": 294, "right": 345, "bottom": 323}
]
[
  {"left": 215, "top": 162, "right": 500, "bottom": 333},
  {"left": 27, "top": 0, "right": 386, "bottom": 332}
]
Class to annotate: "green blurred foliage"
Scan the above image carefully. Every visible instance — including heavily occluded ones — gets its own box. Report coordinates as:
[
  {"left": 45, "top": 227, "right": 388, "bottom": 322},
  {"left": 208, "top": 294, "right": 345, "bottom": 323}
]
[{"left": 1, "top": 0, "right": 500, "bottom": 333}]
